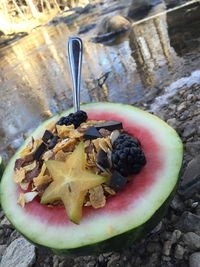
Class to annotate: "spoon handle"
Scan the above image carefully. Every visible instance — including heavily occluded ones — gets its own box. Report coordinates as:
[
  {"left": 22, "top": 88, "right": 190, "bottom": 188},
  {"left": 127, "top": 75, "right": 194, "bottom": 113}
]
[{"left": 68, "top": 37, "right": 83, "bottom": 112}]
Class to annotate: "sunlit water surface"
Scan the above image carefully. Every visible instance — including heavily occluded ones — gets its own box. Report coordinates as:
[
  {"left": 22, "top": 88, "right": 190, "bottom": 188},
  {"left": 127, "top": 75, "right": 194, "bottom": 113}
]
[{"left": 0, "top": 0, "right": 199, "bottom": 160}]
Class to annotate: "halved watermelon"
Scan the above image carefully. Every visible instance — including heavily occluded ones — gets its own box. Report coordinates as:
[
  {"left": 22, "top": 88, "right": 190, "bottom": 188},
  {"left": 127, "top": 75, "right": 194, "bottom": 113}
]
[{"left": 0, "top": 102, "right": 183, "bottom": 255}]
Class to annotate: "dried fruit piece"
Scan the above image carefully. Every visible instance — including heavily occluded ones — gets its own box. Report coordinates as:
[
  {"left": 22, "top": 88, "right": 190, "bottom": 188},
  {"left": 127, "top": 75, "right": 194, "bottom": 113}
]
[
  {"left": 24, "top": 163, "right": 41, "bottom": 183},
  {"left": 33, "top": 164, "right": 52, "bottom": 192},
  {"left": 17, "top": 193, "right": 25, "bottom": 208},
  {"left": 53, "top": 138, "right": 76, "bottom": 153},
  {"left": 56, "top": 125, "right": 74, "bottom": 139},
  {"left": 89, "top": 185, "right": 106, "bottom": 209},
  {"left": 23, "top": 161, "right": 37, "bottom": 172},
  {"left": 13, "top": 168, "right": 26, "bottom": 183}
]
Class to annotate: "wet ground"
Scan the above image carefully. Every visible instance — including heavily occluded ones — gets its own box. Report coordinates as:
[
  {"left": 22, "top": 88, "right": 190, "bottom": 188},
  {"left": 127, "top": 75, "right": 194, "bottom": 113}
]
[{"left": 0, "top": 0, "right": 199, "bottom": 161}]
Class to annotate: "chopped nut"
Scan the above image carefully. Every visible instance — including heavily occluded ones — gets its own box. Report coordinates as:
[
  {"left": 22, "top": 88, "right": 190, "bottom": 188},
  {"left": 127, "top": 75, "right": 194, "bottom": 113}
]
[
  {"left": 24, "top": 192, "right": 38, "bottom": 203},
  {"left": 99, "top": 128, "right": 111, "bottom": 137},
  {"left": 84, "top": 140, "right": 91, "bottom": 148},
  {"left": 103, "top": 184, "right": 116, "bottom": 195},
  {"left": 99, "top": 138, "right": 109, "bottom": 152},
  {"left": 20, "top": 182, "right": 29, "bottom": 190},
  {"left": 17, "top": 193, "right": 25, "bottom": 208},
  {"left": 84, "top": 201, "right": 92, "bottom": 206},
  {"left": 13, "top": 168, "right": 26, "bottom": 183},
  {"left": 89, "top": 185, "right": 106, "bottom": 209},
  {"left": 92, "top": 138, "right": 101, "bottom": 152}
]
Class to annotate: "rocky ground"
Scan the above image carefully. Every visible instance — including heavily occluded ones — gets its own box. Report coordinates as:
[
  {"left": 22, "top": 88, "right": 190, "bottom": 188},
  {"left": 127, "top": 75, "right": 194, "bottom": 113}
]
[{"left": 1, "top": 79, "right": 200, "bottom": 266}]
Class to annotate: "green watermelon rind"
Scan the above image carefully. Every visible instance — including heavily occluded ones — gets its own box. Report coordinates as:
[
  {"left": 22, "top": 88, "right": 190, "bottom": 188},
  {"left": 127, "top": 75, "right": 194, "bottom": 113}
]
[
  {"left": 0, "top": 156, "right": 4, "bottom": 179},
  {"left": 0, "top": 102, "right": 183, "bottom": 255}
]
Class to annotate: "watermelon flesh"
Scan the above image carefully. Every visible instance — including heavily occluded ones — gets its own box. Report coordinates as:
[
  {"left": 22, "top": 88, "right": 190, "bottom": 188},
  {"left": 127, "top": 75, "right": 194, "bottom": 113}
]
[{"left": 0, "top": 102, "right": 183, "bottom": 255}]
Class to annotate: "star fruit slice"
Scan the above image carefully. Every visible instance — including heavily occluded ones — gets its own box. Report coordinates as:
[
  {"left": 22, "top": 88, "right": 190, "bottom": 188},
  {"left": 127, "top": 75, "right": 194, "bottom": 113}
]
[{"left": 41, "top": 142, "right": 107, "bottom": 224}]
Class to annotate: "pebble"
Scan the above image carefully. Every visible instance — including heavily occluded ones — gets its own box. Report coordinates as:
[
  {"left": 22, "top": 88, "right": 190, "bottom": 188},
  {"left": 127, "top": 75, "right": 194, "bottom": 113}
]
[
  {"left": 179, "top": 156, "right": 200, "bottom": 199},
  {"left": 182, "top": 124, "right": 196, "bottom": 138},
  {"left": 0, "top": 245, "right": 7, "bottom": 257},
  {"left": 162, "top": 240, "right": 172, "bottom": 256},
  {"left": 0, "top": 238, "right": 36, "bottom": 267},
  {"left": 182, "top": 232, "right": 200, "bottom": 250},
  {"left": 176, "top": 212, "right": 200, "bottom": 233},
  {"left": 174, "top": 244, "right": 185, "bottom": 259},
  {"left": 189, "top": 252, "right": 200, "bottom": 267},
  {"left": 171, "top": 230, "right": 182, "bottom": 244}
]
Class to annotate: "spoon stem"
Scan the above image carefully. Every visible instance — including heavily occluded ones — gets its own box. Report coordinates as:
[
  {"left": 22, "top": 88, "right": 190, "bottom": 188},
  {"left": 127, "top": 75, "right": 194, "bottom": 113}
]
[{"left": 68, "top": 37, "right": 83, "bottom": 112}]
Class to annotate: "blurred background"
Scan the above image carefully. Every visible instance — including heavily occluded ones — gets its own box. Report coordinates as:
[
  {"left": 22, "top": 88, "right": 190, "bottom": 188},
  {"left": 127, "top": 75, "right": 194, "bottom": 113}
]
[{"left": 0, "top": 0, "right": 199, "bottom": 160}]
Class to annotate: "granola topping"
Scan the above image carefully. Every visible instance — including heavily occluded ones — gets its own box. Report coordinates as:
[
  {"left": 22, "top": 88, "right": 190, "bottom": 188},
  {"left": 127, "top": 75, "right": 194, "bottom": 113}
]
[{"left": 13, "top": 111, "right": 146, "bottom": 224}]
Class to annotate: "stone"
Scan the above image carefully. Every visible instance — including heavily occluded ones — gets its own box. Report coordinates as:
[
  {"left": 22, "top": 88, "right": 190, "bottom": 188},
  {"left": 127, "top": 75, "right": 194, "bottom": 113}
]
[
  {"left": 179, "top": 156, "right": 200, "bottom": 199},
  {"left": 0, "top": 216, "right": 12, "bottom": 227},
  {"left": 0, "top": 238, "right": 36, "bottom": 267},
  {"left": 171, "top": 229, "right": 182, "bottom": 244},
  {"left": 162, "top": 240, "right": 172, "bottom": 256},
  {"left": 147, "top": 242, "right": 162, "bottom": 253},
  {"left": 182, "top": 232, "right": 200, "bottom": 250},
  {"left": 189, "top": 252, "right": 200, "bottom": 267},
  {"left": 177, "top": 102, "right": 187, "bottom": 112},
  {"left": 0, "top": 245, "right": 7, "bottom": 258},
  {"left": 174, "top": 244, "right": 185, "bottom": 259},
  {"left": 86, "top": 261, "right": 97, "bottom": 267},
  {"left": 186, "top": 142, "right": 200, "bottom": 156},
  {"left": 170, "top": 195, "right": 184, "bottom": 211},
  {"left": 182, "top": 124, "right": 196, "bottom": 138},
  {"left": 107, "top": 252, "right": 120, "bottom": 267},
  {"left": 176, "top": 212, "right": 200, "bottom": 233},
  {"left": 166, "top": 118, "right": 178, "bottom": 129},
  {"left": 98, "top": 15, "right": 130, "bottom": 35}
]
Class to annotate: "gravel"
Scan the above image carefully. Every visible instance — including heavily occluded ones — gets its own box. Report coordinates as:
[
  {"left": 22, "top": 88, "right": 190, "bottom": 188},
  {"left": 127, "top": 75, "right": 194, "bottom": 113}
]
[
  {"left": 0, "top": 13, "right": 200, "bottom": 265},
  {"left": 1, "top": 82, "right": 200, "bottom": 267}
]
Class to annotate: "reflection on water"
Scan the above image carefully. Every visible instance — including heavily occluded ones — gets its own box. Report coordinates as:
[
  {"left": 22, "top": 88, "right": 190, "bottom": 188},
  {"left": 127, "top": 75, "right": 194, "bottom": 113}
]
[{"left": 0, "top": 0, "right": 199, "bottom": 159}]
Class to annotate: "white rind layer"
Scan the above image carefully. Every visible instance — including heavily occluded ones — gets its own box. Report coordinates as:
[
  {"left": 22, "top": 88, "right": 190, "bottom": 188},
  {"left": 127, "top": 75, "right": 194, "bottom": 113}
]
[{"left": 0, "top": 103, "right": 183, "bottom": 249}]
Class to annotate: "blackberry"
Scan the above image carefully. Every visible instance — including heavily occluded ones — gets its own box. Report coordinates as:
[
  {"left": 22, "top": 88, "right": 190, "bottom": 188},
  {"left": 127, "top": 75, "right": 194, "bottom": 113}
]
[
  {"left": 56, "top": 110, "right": 87, "bottom": 128},
  {"left": 111, "top": 134, "right": 146, "bottom": 177}
]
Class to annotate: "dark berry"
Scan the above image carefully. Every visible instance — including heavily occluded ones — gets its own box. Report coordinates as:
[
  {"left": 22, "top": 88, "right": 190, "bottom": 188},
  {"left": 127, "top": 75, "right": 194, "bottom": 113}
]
[
  {"left": 111, "top": 134, "right": 146, "bottom": 177},
  {"left": 56, "top": 110, "right": 87, "bottom": 128}
]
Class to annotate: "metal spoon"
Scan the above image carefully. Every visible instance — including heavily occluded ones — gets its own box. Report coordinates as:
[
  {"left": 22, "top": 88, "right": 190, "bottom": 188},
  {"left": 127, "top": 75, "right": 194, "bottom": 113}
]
[{"left": 68, "top": 37, "right": 83, "bottom": 112}]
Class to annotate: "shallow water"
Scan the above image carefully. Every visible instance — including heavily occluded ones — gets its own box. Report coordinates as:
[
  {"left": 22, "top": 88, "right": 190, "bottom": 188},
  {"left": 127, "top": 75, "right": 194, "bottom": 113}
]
[{"left": 0, "top": 0, "right": 199, "bottom": 160}]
